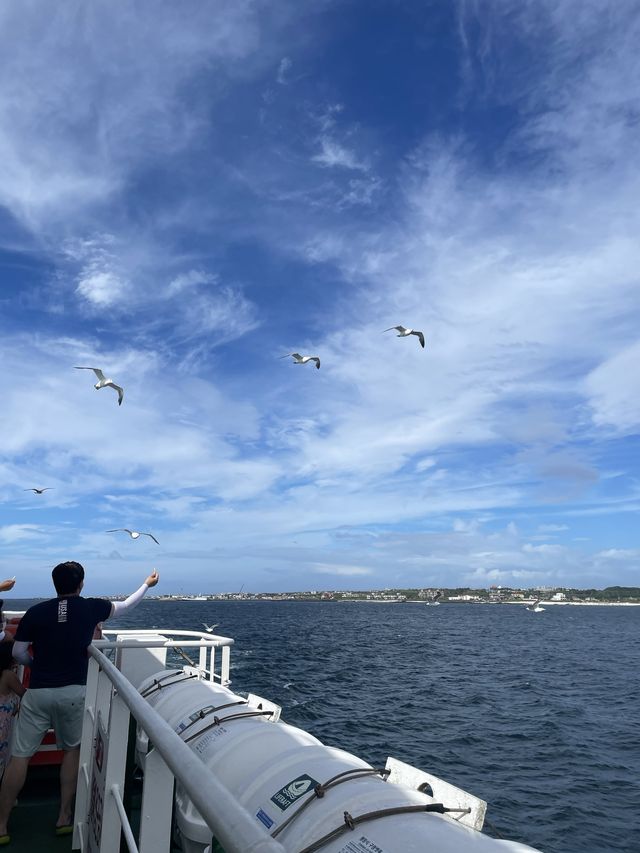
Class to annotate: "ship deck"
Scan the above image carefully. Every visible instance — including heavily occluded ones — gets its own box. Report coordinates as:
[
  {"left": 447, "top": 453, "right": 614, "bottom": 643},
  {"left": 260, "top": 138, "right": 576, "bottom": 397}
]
[
  {"left": 9, "top": 765, "right": 73, "bottom": 851},
  {"left": 11, "top": 763, "right": 183, "bottom": 852}
]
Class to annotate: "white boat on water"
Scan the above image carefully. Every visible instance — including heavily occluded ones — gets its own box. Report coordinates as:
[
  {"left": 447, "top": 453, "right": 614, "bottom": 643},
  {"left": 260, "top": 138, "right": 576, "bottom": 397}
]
[{"left": 6, "top": 612, "right": 542, "bottom": 852}]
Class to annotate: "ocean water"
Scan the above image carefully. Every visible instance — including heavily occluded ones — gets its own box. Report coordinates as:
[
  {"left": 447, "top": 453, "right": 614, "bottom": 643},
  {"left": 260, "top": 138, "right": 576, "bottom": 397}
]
[{"left": 12, "top": 598, "right": 640, "bottom": 852}]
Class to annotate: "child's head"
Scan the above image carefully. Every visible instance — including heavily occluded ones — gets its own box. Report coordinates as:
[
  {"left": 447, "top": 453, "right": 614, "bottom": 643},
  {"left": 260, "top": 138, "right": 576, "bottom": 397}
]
[{"left": 0, "top": 641, "right": 14, "bottom": 674}]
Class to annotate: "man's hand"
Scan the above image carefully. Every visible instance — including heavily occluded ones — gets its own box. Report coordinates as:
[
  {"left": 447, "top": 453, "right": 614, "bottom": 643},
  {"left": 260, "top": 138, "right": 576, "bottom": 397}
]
[
  {"left": 0, "top": 577, "right": 16, "bottom": 592},
  {"left": 145, "top": 569, "right": 159, "bottom": 588}
]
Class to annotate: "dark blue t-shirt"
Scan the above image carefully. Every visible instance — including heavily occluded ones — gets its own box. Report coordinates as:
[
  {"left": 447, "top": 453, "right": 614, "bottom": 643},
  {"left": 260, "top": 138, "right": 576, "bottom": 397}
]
[{"left": 15, "top": 595, "right": 112, "bottom": 688}]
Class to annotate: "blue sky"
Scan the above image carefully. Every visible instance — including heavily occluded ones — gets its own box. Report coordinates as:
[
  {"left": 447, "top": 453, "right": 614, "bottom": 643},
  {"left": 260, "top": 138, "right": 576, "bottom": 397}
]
[{"left": 1, "top": 1, "right": 639, "bottom": 595}]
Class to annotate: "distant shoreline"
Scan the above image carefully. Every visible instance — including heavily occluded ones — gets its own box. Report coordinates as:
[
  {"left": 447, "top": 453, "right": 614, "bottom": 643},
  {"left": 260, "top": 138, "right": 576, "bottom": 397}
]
[
  {"left": 335, "top": 599, "right": 640, "bottom": 606},
  {"left": 153, "top": 597, "right": 640, "bottom": 606}
]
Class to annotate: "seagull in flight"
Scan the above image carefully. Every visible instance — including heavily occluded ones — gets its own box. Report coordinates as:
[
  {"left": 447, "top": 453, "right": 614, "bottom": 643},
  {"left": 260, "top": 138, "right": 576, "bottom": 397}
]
[
  {"left": 74, "top": 367, "right": 124, "bottom": 405},
  {"left": 202, "top": 622, "right": 219, "bottom": 633},
  {"left": 280, "top": 353, "right": 321, "bottom": 369},
  {"left": 106, "top": 529, "right": 160, "bottom": 545},
  {"left": 23, "top": 488, "right": 53, "bottom": 494},
  {"left": 383, "top": 326, "right": 425, "bottom": 348}
]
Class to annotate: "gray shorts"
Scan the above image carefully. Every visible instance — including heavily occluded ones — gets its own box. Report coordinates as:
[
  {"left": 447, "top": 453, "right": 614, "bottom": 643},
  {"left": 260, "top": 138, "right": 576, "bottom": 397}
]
[{"left": 12, "top": 685, "right": 86, "bottom": 756}]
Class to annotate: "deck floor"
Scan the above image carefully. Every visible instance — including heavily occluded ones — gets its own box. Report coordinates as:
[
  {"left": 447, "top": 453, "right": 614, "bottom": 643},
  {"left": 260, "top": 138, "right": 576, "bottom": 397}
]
[
  {"left": 7, "top": 764, "right": 74, "bottom": 851},
  {"left": 10, "top": 763, "right": 212, "bottom": 852}
]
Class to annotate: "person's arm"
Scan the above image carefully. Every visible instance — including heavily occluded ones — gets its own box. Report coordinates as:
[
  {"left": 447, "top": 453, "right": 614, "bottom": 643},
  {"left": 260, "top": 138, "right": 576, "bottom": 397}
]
[
  {"left": 0, "top": 578, "right": 16, "bottom": 641},
  {"left": 12, "top": 640, "right": 32, "bottom": 668},
  {"left": 107, "top": 570, "right": 159, "bottom": 618},
  {"left": 5, "top": 670, "right": 25, "bottom": 699}
]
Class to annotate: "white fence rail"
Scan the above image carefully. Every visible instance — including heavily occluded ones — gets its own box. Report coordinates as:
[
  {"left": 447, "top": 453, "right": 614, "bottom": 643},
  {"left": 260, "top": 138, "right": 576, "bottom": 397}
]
[{"left": 74, "top": 634, "right": 286, "bottom": 853}]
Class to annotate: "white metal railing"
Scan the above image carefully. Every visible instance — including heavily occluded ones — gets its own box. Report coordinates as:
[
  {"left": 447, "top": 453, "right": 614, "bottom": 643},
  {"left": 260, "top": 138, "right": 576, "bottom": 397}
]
[
  {"left": 98, "top": 628, "right": 233, "bottom": 686},
  {"left": 74, "top": 634, "right": 286, "bottom": 853}
]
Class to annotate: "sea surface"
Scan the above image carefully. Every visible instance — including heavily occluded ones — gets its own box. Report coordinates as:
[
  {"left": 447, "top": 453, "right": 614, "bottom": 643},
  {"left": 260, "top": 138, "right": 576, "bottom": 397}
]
[{"left": 11, "top": 598, "right": 640, "bottom": 852}]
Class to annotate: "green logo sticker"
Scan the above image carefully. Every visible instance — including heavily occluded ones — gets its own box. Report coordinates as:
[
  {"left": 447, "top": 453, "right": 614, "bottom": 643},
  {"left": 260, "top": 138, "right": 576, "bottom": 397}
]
[{"left": 270, "top": 774, "right": 319, "bottom": 811}]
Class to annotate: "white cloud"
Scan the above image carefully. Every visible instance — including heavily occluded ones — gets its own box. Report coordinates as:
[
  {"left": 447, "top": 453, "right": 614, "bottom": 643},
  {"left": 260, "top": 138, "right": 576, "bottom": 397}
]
[
  {"left": 584, "top": 341, "right": 640, "bottom": 433},
  {"left": 277, "top": 56, "right": 292, "bottom": 85},
  {"left": 312, "top": 563, "right": 373, "bottom": 576},
  {"left": 312, "top": 137, "right": 368, "bottom": 171},
  {"left": 167, "top": 270, "right": 217, "bottom": 296},
  {"left": 0, "top": 2, "right": 275, "bottom": 230},
  {"left": 76, "top": 271, "right": 126, "bottom": 308},
  {"left": 0, "top": 524, "right": 44, "bottom": 544}
]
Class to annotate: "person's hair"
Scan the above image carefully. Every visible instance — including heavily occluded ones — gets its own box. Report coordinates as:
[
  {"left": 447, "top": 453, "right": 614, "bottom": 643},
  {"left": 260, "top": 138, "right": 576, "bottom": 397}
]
[
  {"left": 52, "top": 561, "right": 85, "bottom": 595},
  {"left": 0, "top": 640, "right": 14, "bottom": 674}
]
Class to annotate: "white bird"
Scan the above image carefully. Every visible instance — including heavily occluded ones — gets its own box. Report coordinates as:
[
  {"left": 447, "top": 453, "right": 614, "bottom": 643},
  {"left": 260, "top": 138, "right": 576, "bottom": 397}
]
[
  {"left": 106, "top": 529, "right": 160, "bottom": 545},
  {"left": 202, "top": 622, "right": 219, "bottom": 633},
  {"left": 383, "top": 326, "right": 425, "bottom": 348},
  {"left": 74, "top": 367, "right": 124, "bottom": 405},
  {"left": 280, "top": 353, "right": 321, "bottom": 369},
  {"left": 24, "top": 487, "right": 53, "bottom": 494}
]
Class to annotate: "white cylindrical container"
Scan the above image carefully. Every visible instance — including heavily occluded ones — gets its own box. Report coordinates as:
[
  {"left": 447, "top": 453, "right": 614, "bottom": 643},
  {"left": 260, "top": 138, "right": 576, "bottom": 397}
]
[{"left": 139, "top": 669, "right": 541, "bottom": 853}]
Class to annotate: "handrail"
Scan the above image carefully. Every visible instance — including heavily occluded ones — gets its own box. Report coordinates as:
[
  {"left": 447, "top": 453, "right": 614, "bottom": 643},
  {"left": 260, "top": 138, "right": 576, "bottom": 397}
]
[
  {"left": 94, "top": 639, "right": 229, "bottom": 648},
  {"left": 88, "top": 645, "right": 287, "bottom": 853},
  {"left": 110, "top": 783, "right": 139, "bottom": 853}
]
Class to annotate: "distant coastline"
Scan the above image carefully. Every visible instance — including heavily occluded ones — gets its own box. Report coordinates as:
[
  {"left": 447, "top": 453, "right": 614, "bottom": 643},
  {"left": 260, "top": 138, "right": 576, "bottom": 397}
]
[{"left": 153, "top": 596, "right": 640, "bottom": 606}]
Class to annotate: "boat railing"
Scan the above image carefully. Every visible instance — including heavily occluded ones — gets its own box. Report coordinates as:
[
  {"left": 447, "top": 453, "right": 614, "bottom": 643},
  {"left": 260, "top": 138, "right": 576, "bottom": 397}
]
[
  {"left": 74, "top": 633, "right": 286, "bottom": 853},
  {"left": 98, "top": 627, "right": 233, "bottom": 686}
]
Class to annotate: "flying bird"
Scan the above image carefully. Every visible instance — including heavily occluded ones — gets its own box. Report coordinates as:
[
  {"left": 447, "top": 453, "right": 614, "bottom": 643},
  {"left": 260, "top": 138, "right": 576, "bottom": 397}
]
[
  {"left": 202, "top": 622, "right": 219, "bottom": 633},
  {"left": 280, "top": 353, "right": 321, "bottom": 369},
  {"left": 383, "top": 326, "right": 425, "bottom": 348},
  {"left": 23, "top": 488, "right": 53, "bottom": 494},
  {"left": 106, "top": 529, "right": 160, "bottom": 545},
  {"left": 74, "top": 367, "right": 124, "bottom": 405}
]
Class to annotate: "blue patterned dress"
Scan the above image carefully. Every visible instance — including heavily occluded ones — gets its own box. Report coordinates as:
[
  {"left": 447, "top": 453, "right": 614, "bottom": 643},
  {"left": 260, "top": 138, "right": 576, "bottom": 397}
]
[{"left": 0, "top": 691, "right": 20, "bottom": 776}]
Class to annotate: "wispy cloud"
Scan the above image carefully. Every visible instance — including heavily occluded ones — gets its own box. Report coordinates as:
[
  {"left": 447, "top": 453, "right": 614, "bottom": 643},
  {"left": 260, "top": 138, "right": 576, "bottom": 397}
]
[
  {"left": 276, "top": 56, "right": 292, "bottom": 85},
  {"left": 312, "top": 563, "right": 373, "bottom": 577}
]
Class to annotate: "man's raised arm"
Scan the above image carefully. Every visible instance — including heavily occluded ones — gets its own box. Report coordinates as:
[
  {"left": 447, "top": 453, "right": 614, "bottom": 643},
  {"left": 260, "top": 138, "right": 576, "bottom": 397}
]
[{"left": 107, "top": 570, "right": 159, "bottom": 619}]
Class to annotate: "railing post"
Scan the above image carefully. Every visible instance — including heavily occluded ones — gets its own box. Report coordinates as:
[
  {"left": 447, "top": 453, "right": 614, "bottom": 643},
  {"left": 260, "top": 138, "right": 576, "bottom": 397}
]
[
  {"left": 138, "top": 748, "right": 175, "bottom": 852},
  {"left": 74, "top": 656, "right": 101, "bottom": 850},
  {"left": 221, "top": 645, "right": 230, "bottom": 685},
  {"left": 198, "top": 642, "right": 207, "bottom": 674},
  {"left": 98, "top": 691, "right": 132, "bottom": 852},
  {"left": 209, "top": 644, "right": 216, "bottom": 683}
]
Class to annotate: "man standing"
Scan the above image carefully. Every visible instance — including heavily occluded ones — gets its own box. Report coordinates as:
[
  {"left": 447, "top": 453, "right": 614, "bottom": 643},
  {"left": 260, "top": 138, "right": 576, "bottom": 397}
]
[{"left": 0, "top": 561, "right": 159, "bottom": 843}]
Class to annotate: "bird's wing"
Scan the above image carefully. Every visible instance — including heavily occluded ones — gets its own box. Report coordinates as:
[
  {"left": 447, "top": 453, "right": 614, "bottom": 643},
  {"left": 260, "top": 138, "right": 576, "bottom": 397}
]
[
  {"left": 382, "top": 327, "right": 400, "bottom": 333},
  {"left": 291, "top": 353, "right": 302, "bottom": 360},
  {"left": 313, "top": 358, "right": 320, "bottom": 368},
  {"left": 112, "top": 383, "right": 124, "bottom": 405},
  {"left": 106, "top": 529, "right": 125, "bottom": 533},
  {"left": 413, "top": 331, "right": 425, "bottom": 348},
  {"left": 23, "top": 488, "right": 35, "bottom": 492},
  {"left": 74, "top": 366, "right": 106, "bottom": 380},
  {"left": 143, "top": 533, "right": 160, "bottom": 545},
  {"left": 279, "top": 353, "right": 294, "bottom": 359}
]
